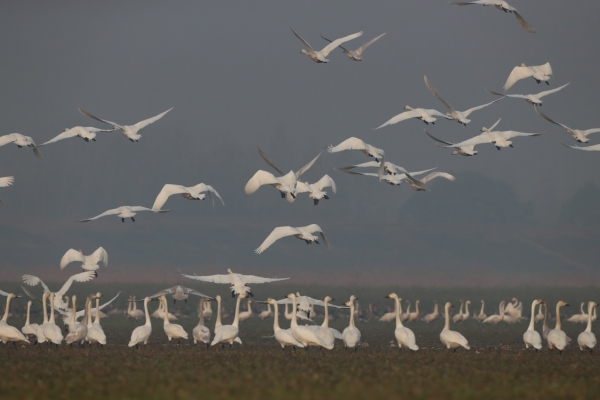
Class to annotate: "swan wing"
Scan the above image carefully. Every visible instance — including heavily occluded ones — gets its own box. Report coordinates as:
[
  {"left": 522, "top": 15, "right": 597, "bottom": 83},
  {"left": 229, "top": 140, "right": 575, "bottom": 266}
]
[
  {"left": 90, "top": 247, "right": 109, "bottom": 268},
  {"left": 487, "top": 88, "right": 526, "bottom": 99},
  {"left": 536, "top": 83, "right": 569, "bottom": 99},
  {"left": 353, "top": 33, "right": 386, "bottom": 56},
  {"left": 561, "top": 143, "right": 600, "bottom": 151},
  {"left": 184, "top": 288, "right": 213, "bottom": 299},
  {"left": 450, "top": 1, "right": 495, "bottom": 5},
  {"left": 421, "top": 172, "right": 456, "bottom": 184},
  {"left": 152, "top": 184, "right": 189, "bottom": 211},
  {"left": 127, "top": 206, "right": 155, "bottom": 212},
  {"left": 0, "top": 176, "right": 14, "bottom": 188},
  {"left": 78, "top": 207, "right": 122, "bottom": 222},
  {"left": 244, "top": 170, "right": 281, "bottom": 195},
  {"left": 534, "top": 106, "right": 571, "bottom": 131},
  {"left": 426, "top": 109, "right": 452, "bottom": 118},
  {"left": 294, "top": 181, "right": 311, "bottom": 194},
  {"left": 241, "top": 275, "right": 289, "bottom": 284},
  {"left": 462, "top": 97, "right": 504, "bottom": 117},
  {"left": 90, "top": 292, "right": 121, "bottom": 315},
  {"left": 337, "top": 161, "right": 380, "bottom": 170},
  {"left": 320, "top": 35, "right": 350, "bottom": 53},
  {"left": 514, "top": 11, "right": 535, "bottom": 33},
  {"left": 424, "top": 130, "right": 454, "bottom": 146},
  {"left": 503, "top": 66, "right": 535, "bottom": 91},
  {"left": 295, "top": 152, "right": 321, "bottom": 179},
  {"left": 0, "top": 289, "right": 9, "bottom": 296},
  {"left": 182, "top": 273, "right": 232, "bottom": 284},
  {"left": 20, "top": 286, "right": 42, "bottom": 302},
  {"left": 22, "top": 275, "right": 51, "bottom": 293},
  {"left": 376, "top": 110, "right": 420, "bottom": 129},
  {"left": 498, "top": 130, "right": 542, "bottom": 139},
  {"left": 202, "top": 185, "right": 225, "bottom": 207},
  {"left": 257, "top": 147, "right": 285, "bottom": 176},
  {"left": 290, "top": 28, "right": 315, "bottom": 54},
  {"left": 449, "top": 133, "right": 495, "bottom": 148},
  {"left": 328, "top": 137, "right": 368, "bottom": 153},
  {"left": 0, "top": 134, "right": 17, "bottom": 147},
  {"left": 85, "top": 127, "right": 117, "bottom": 133},
  {"left": 39, "top": 129, "right": 79, "bottom": 146},
  {"left": 319, "top": 31, "right": 363, "bottom": 57},
  {"left": 132, "top": 108, "right": 173, "bottom": 130},
  {"left": 78, "top": 109, "right": 124, "bottom": 129},
  {"left": 582, "top": 128, "right": 600, "bottom": 136},
  {"left": 487, "top": 118, "right": 502, "bottom": 132},
  {"left": 56, "top": 271, "right": 96, "bottom": 298},
  {"left": 424, "top": 76, "right": 455, "bottom": 113},
  {"left": 315, "top": 175, "right": 336, "bottom": 193},
  {"left": 255, "top": 226, "right": 301, "bottom": 254},
  {"left": 59, "top": 249, "right": 85, "bottom": 270}
]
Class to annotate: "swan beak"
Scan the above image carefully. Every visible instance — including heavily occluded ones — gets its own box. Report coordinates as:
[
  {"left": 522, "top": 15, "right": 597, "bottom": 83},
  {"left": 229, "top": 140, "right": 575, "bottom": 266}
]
[
  {"left": 356, "top": 298, "right": 359, "bottom": 301},
  {"left": 565, "top": 304, "right": 570, "bottom": 307}
]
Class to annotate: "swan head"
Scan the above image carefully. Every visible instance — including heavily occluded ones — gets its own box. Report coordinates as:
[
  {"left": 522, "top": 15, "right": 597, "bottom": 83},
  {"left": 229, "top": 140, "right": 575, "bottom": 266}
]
[
  {"left": 385, "top": 293, "right": 398, "bottom": 299},
  {"left": 557, "top": 301, "right": 569, "bottom": 308},
  {"left": 465, "top": 300, "right": 470, "bottom": 305},
  {"left": 519, "top": 63, "right": 527, "bottom": 67},
  {"left": 481, "top": 127, "right": 489, "bottom": 132},
  {"left": 300, "top": 49, "right": 310, "bottom": 55},
  {"left": 227, "top": 268, "right": 233, "bottom": 274},
  {"left": 323, "top": 296, "right": 334, "bottom": 303},
  {"left": 404, "top": 105, "right": 414, "bottom": 111}
]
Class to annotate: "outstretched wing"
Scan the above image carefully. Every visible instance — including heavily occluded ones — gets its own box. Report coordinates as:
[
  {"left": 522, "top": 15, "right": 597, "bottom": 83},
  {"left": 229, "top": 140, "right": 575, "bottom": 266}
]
[
  {"left": 241, "top": 275, "right": 289, "bottom": 284},
  {"left": 255, "top": 226, "right": 301, "bottom": 254},
  {"left": 132, "top": 108, "right": 173, "bottom": 130},
  {"left": 315, "top": 175, "right": 336, "bottom": 193},
  {"left": 78, "top": 108, "right": 124, "bottom": 129},
  {"left": 514, "top": 11, "right": 535, "bottom": 33},
  {"left": 319, "top": 35, "right": 349, "bottom": 53},
  {"left": 503, "top": 66, "right": 534, "bottom": 91},
  {"left": 450, "top": 1, "right": 495, "bottom": 5},
  {"left": 536, "top": 83, "right": 569, "bottom": 99},
  {"left": 245, "top": 170, "right": 281, "bottom": 194},
  {"left": 376, "top": 110, "right": 420, "bottom": 129},
  {"left": 291, "top": 28, "right": 315, "bottom": 54},
  {"left": 295, "top": 152, "right": 321, "bottom": 178},
  {"left": 328, "top": 137, "right": 368, "bottom": 153},
  {"left": 148, "top": 288, "right": 174, "bottom": 298},
  {"left": 421, "top": 172, "right": 456, "bottom": 184},
  {"left": 424, "top": 75, "right": 455, "bottom": 113},
  {"left": 182, "top": 273, "right": 232, "bottom": 284},
  {"left": 561, "top": 143, "right": 600, "bottom": 152},
  {"left": 424, "top": 130, "right": 454, "bottom": 146},
  {"left": 354, "top": 33, "right": 386, "bottom": 56},
  {"left": 32, "top": 146, "right": 43, "bottom": 160},
  {"left": 257, "top": 147, "right": 285, "bottom": 176},
  {"left": 184, "top": 288, "right": 213, "bottom": 299},
  {"left": 127, "top": 206, "right": 154, "bottom": 212},
  {"left": 0, "top": 176, "right": 14, "bottom": 187},
  {"left": 301, "top": 224, "right": 329, "bottom": 248},
  {"left": 534, "top": 106, "right": 571, "bottom": 131},
  {"left": 320, "top": 31, "right": 363, "bottom": 57},
  {"left": 78, "top": 207, "right": 122, "bottom": 222},
  {"left": 449, "top": 132, "right": 495, "bottom": 148},
  {"left": 152, "top": 184, "right": 189, "bottom": 211},
  {"left": 462, "top": 97, "right": 504, "bottom": 117},
  {"left": 22, "top": 275, "right": 51, "bottom": 293},
  {"left": 59, "top": 249, "right": 85, "bottom": 270},
  {"left": 498, "top": 131, "right": 542, "bottom": 140},
  {"left": 91, "top": 247, "right": 109, "bottom": 268},
  {"left": 294, "top": 181, "right": 311, "bottom": 194},
  {"left": 39, "top": 129, "right": 79, "bottom": 146},
  {"left": 56, "top": 271, "right": 96, "bottom": 298},
  {"left": 0, "top": 289, "right": 9, "bottom": 296},
  {"left": 0, "top": 134, "right": 17, "bottom": 147},
  {"left": 202, "top": 184, "right": 225, "bottom": 208}
]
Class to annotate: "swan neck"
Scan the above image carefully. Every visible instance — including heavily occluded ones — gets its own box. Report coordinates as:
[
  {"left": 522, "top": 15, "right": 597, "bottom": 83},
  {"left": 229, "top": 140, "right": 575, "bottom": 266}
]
[
  {"left": 291, "top": 297, "right": 298, "bottom": 328},
  {"left": 479, "top": 301, "right": 485, "bottom": 315},
  {"left": 94, "top": 297, "right": 100, "bottom": 324},
  {"left": 25, "top": 302, "right": 31, "bottom": 325},
  {"left": 144, "top": 298, "right": 151, "bottom": 326},
  {"left": 86, "top": 297, "right": 93, "bottom": 327},
  {"left": 394, "top": 297, "right": 403, "bottom": 328},
  {"left": 162, "top": 299, "right": 170, "bottom": 325},
  {"left": 49, "top": 293, "right": 56, "bottom": 323},
  {"left": 2, "top": 295, "right": 11, "bottom": 322},
  {"left": 215, "top": 297, "right": 222, "bottom": 329},
  {"left": 232, "top": 295, "right": 243, "bottom": 327},
  {"left": 71, "top": 297, "right": 77, "bottom": 325},
  {"left": 42, "top": 294, "right": 49, "bottom": 324},
  {"left": 349, "top": 302, "right": 355, "bottom": 329},
  {"left": 464, "top": 302, "right": 469, "bottom": 317},
  {"left": 586, "top": 303, "right": 593, "bottom": 332},
  {"left": 528, "top": 302, "right": 537, "bottom": 331},
  {"left": 542, "top": 302, "right": 548, "bottom": 330},
  {"left": 321, "top": 299, "right": 330, "bottom": 328},
  {"left": 555, "top": 303, "right": 562, "bottom": 330},
  {"left": 127, "top": 298, "right": 132, "bottom": 313},
  {"left": 272, "top": 302, "right": 280, "bottom": 331},
  {"left": 444, "top": 305, "right": 450, "bottom": 330},
  {"left": 198, "top": 299, "right": 205, "bottom": 326}
]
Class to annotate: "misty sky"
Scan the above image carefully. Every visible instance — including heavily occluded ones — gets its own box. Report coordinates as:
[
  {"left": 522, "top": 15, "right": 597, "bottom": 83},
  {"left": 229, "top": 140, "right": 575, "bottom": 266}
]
[{"left": 1, "top": 1, "right": 599, "bottom": 285}]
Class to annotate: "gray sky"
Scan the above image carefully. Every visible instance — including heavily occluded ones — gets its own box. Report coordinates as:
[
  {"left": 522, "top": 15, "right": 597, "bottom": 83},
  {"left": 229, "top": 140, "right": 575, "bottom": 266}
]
[{"left": 1, "top": 1, "right": 599, "bottom": 285}]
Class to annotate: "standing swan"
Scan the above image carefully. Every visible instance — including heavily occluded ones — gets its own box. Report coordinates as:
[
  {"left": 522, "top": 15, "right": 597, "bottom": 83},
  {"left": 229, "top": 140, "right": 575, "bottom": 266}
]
[
  {"left": 523, "top": 299, "right": 543, "bottom": 350},
  {"left": 453, "top": 300, "right": 465, "bottom": 323},
  {"left": 483, "top": 301, "right": 505, "bottom": 324},
  {"left": 213, "top": 295, "right": 242, "bottom": 346},
  {"left": 87, "top": 293, "right": 106, "bottom": 347},
  {"left": 422, "top": 301, "right": 440, "bottom": 323},
  {"left": 342, "top": 295, "right": 361, "bottom": 350},
  {"left": 547, "top": 301, "right": 570, "bottom": 354},
  {"left": 408, "top": 300, "right": 420, "bottom": 322},
  {"left": 43, "top": 293, "right": 63, "bottom": 347},
  {"left": 542, "top": 300, "right": 550, "bottom": 340},
  {"left": 263, "top": 298, "right": 303, "bottom": 349},
  {"left": 577, "top": 302, "right": 598, "bottom": 353},
  {"left": 238, "top": 299, "right": 254, "bottom": 321},
  {"left": 128, "top": 297, "right": 153, "bottom": 349},
  {"left": 21, "top": 301, "right": 39, "bottom": 342},
  {"left": 159, "top": 295, "right": 188, "bottom": 344},
  {"left": 211, "top": 293, "right": 246, "bottom": 348},
  {"left": 440, "top": 302, "right": 470, "bottom": 351},
  {"left": 287, "top": 293, "right": 331, "bottom": 350},
  {"left": 386, "top": 293, "right": 418, "bottom": 351},
  {"left": 308, "top": 296, "right": 342, "bottom": 345},
  {"left": 65, "top": 295, "right": 88, "bottom": 346},
  {"left": 193, "top": 298, "right": 211, "bottom": 347},
  {"left": 0, "top": 293, "right": 30, "bottom": 346},
  {"left": 475, "top": 300, "right": 487, "bottom": 322}
]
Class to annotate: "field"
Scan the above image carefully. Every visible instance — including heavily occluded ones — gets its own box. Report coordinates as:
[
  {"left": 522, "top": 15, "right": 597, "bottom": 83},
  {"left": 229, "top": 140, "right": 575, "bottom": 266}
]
[{"left": 0, "top": 284, "right": 599, "bottom": 400}]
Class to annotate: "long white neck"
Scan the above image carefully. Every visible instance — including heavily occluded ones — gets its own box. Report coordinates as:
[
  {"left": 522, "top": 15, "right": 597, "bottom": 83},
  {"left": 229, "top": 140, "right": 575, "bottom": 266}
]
[
  {"left": 198, "top": 300, "right": 205, "bottom": 327},
  {"left": 321, "top": 299, "right": 330, "bottom": 328},
  {"left": 94, "top": 298, "right": 100, "bottom": 324},
  {"left": 42, "top": 294, "right": 49, "bottom": 324},
  {"left": 348, "top": 301, "right": 355, "bottom": 329},
  {"left": 527, "top": 301, "right": 537, "bottom": 331},
  {"left": 434, "top": 303, "right": 439, "bottom": 315},
  {"left": 580, "top": 302, "right": 585, "bottom": 315},
  {"left": 133, "top": 297, "right": 138, "bottom": 311},
  {"left": 291, "top": 297, "right": 298, "bottom": 328},
  {"left": 444, "top": 305, "right": 450, "bottom": 331},
  {"left": 542, "top": 302, "right": 548, "bottom": 332},
  {"left": 499, "top": 302, "right": 505, "bottom": 318},
  {"left": 144, "top": 299, "right": 151, "bottom": 326},
  {"left": 215, "top": 297, "right": 222, "bottom": 329},
  {"left": 49, "top": 293, "right": 57, "bottom": 323},
  {"left": 70, "top": 297, "right": 77, "bottom": 326},
  {"left": 86, "top": 297, "right": 93, "bottom": 327},
  {"left": 555, "top": 303, "right": 562, "bottom": 330},
  {"left": 464, "top": 302, "right": 470, "bottom": 318},
  {"left": 25, "top": 302, "right": 32, "bottom": 325},
  {"left": 232, "top": 295, "right": 243, "bottom": 328},
  {"left": 2, "top": 296, "right": 11, "bottom": 322},
  {"left": 479, "top": 301, "right": 485, "bottom": 316},
  {"left": 162, "top": 299, "right": 170, "bottom": 326},
  {"left": 585, "top": 303, "right": 593, "bottom": 333},
  {"left": 272, "top": 302, "right": 281, "bottom": 332},
  {"left": 458, "top": 302, "right": 464, "bottom": 316},
  {"left": 415, "top": 301, "right": 419, "bottom": 314},
  {"left": 395, "top": 297, "right": 404, "bottom": 328},
  {"left": 127, "top": 298, "right": 132, "bottom": 313}
]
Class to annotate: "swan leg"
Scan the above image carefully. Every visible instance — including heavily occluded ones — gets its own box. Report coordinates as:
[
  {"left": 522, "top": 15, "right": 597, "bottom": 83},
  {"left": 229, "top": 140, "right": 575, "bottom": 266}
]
[
  {"left": 131, "top": 217, "right": 135, "bottom": 222},
  {"left": 313, "top": 199, "right": 319, "bottom": 206},
  {"left": 546, "top": 81, "right": 549, "bottom": 85},
  {"left": 121, "top": 218, "right": 125, "bottom": 223},
  {"left": 206, "top": 343, "right": 209, "bottom": 349},
  {"left": 136, "top": 344, "right": 139, "bottom": 350},
  {"left": 280, "top": 192, "right": 285, "bottom": 199},
  {"left": 178, "top": 340, "right": 181, "bottom": 345}
]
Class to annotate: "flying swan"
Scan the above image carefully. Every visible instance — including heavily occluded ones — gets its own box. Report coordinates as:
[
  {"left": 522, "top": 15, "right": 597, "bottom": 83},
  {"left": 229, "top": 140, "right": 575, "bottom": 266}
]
[
  {"left": 39, "top": 126, "right": 116, "bottom": 146},
  {"left": 450, "top": 1, "right": 535, "bottom": 33},
  {"left": 60, "top": 247, "right": 108, "bottom": 275},
  {"left": 78, "top": 206, "right": 171, "bottom": 223},
  {"left": 0, "top": 176, "right": 14, "bottom": 206},
  {"left": 291, "top": 28, "right": 362, "bottom": 63},
  {"left": 294, "top": 175, "right": 336, "bottom": 205},
  {"left": 328, "top": 137, "right": 385, "bottom": 162},
  {"left": 0, "top": 133, "right": 43, "bottom": 159},
  {"left": 152, "top": 183, "right": 224, "bottom": 211},
  {"left": 255, "top": 224, "right": 329, "bottom": 254},
  {"left": 320, "top": 33, "right": 385, "bottom": 61},
  {"left": 182, "top": 268, "right": 288, "bottom": 297},
  {"left": 535, "top": 106, "right": 600, "bottom": 143},
  {"left": 502, "top": 62, "right": 552, "bottom": 91},
  {"left": 487, "top": 83, "right": 569, "bottom": 106}
]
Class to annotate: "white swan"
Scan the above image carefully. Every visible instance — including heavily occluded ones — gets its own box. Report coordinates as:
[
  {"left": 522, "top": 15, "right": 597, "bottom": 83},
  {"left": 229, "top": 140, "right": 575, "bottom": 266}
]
[
  {"left": 238, "top": 299, "right": 254, "bottom": 322},
  {"left": 151, "top": 297, "right": 177, "bottom": 321},
  {"left": 523, "top": 299, "right": 543, "bottom": 350},
  {"left": 86, "top": 293, "right": 106, "bottom": 346},
  {"left": 578, "top": 302, "right": 598, "bottom": 353},
  {"left": 21, "top": 301, "right": 39, "bottom": 341},
  {"left": 422, "top": 302, "right": 440, "bottom": 323},
  {"left": 263, "top": 298, "right": 303, "bottom": 349},
  {"left": 320, "top": 33, "right": 385, "bottom": 61},
  {"left": 534, "top": 301, "right": 544, "bottom": 323},
  {"left": 403, "top": 171, "right": 456, "bottom": 191},
  {"left": 127, "top": 296, "right": 144, "bottom": 319},
  {"left": 327, "top": 137, "right": 385, "bottom": 162},
  {"left": 336, "top": 165, "right": 436, "bottom": 186},
  {"left": 60, "top": 247, "right": 108, "bottom": 275},
  {"left": 376, "top": 105, "right": 451, "bottom": 128},
  {"left": 259, "top": 303, "right": 272, "bottom": 320},
  {"left": 386, "top": 293, "right": 418, "bottom": 351},
  {"left": 453, "top": 300, "right": 465, "bottom": 323},
  {"left": 0, "top": 176, "right": 15, "bottom": 206},
  {"left": 0, "top": 133, "right": 43, "bottom": 159},
  {"left": 440, "top": 302, "right": 470, "bottom": 351},
  {"left": 78, "top": 205, "right": 171, "bottom": 223},
  {"left": 291, "top": 28, "right": 362, "bottom": 63},
  {"left": 65, "top": 295, "right": 88, "bottom": 346},
  {"left": 211, "top": 293, "right": 246, "bottom": 348},
  {"left": 337, "top": 160, "right": 408, "bottom": 176},
  {"left": 504, "top": 298, "right": 523, "bottom": 320},
  {"left": 425, "top": 129, "right": 479, "bottom": 156},
  {"left": 342, "top": 295, "right": 361, "bottom": 350},
  {"left": 450, "top": 1, "right": 535, "bottom": 33},
  {"left": 408, "top": 300, "right": 421, "bottom": 322},
  {"left": 39, "top": 126, "right": 116, "bottom": 146},
  {"left": 149, "top": 285, "right": 212, "bottom": 304},
  {"left": 503, "top": 62, "right": 552, "bottom": 91},
  {"left": 35, "top": 292, "right": 49, "bottom": 344},
  {"left": 78, "top": 107, "right": 172, "bottom": 142},
  {"left": 295, "top": 175, "right": 336, "bottom": 205},
  {"left": 0, "top": 293, "right": 29, "bottom": 346},
  {"left": 379, "top": 309, "right": 396, "bottom": 323},
  {"left": 535, "top": 107, "right": 600, "bottom": 143},
  {"left": 487, "top": 83, "right": 569, "bottom": 107},
  {"left": 306, "top": 296, "right": 341, "bottom": 346},
  {"left": 547, "top": 301, "right": 571, "bottom": 354},
  {"left": 474, "top": 300, "right": 487, "bottom": 322},
  {"left": 182, "top": 268, "right": 288, "bottom": 297},
  {"left": 286, "top": 293, "right": 332, "bottom": 350},
  {"left": 22, "top": 271, "right": 96, "bottom": 310},
  {"left": 42, "top": 293, "right": 64, "bottom": 346},
  {"left": 483, "top": 301, "right": 505, "bottom": 324},
  {"left": 401, "top": 301, "right": 411, "bottom": 322},
  {"left": 255, "top": 224, "right": 329, "bottom": 254},
  {"left": 128, "top": 297, "right": 154, "bottom": 349},
  {"left": 213, "top": 295, "right": 242, "bottom": 346},
  {"left": 202, "top": 301, "right": 213, "bottom": 319},
  {"left": 152, "top": 183, "right": 224, "bottom": 211},
  {"left": 424, "top": 75, "right": 503, "bottom": 126},
  {"left": 158, "top": 295, "right": 188, "bottom": 344},
  {"left": 566, "top": 302, "right": 588, "bottom": 324},
  {"left": 193, "top": 298, "right": 211, "bottom": 347}
]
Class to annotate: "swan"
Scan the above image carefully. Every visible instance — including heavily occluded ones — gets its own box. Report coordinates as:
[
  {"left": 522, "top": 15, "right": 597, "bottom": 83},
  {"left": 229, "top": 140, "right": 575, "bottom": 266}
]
[
  {"left": 151, "top": 183, "right": 224, "bottom": 211},
  {"left": 193, "top": 298, "right": 212, "bottom": 347},
  {"left": 578, "top": 302, "right": 598, "bottom": 353},
  {"left": 21, "top": 301, "right": 39, "bottom": 341},
  {"left": 78, "top": 107, "right": 172, "bottom": 142},
  {"left": 294, "top": 175, "right": 336, "bottom": 205},
  {"left": 450, "top": 1, "right": 535, "bottom": 33},
  {"left": 534, "top": 301, "right": 544, "bottom": 323},
  {"left": 408, "top": 300, "right": 421, "bottom": 322},
  {"left": 255, "top": 224, "right": 329, "bottom": 254},
  {"left": 35, "top": 292, "right": 49, "bottom": 344},
  {"left": 0, "top": 176, "right": 14, "bottom": 206},
  {"left": 65, "top": 295, "right": 88, "bottom": 346},
  {"left": 278, "top": 292, "right": 345, "bottom": 318},
  {"left": 151, "top": 298, "right": 177, "bottom": 321},
  {"left": 475, "top": 300, "right": 487, "bottom": 322},
  {"left": 258, "top": 303, "right": 272, "bottom": 320},
  {"left": 182, "top": 268, "right": 288, "bottom": 297},
  {"left": 483, "top": 301, "right": 505, "bottom": 324},
  {"left": 523, "top": 299, "right": 543, "bottom": 350},
  {"left": 284, "top": 303, "right": 293, "bottom": 320},
  {"left": 440, "top": 302, "right": 470, "bottom": 351},
  {"left": 128, "top": 297, "right": 154, "bottom": 349},
  {"left": 487, "top": 83, "right": 569, "bottom": 107},
  {"left": 566, "top": 302, "right": 588, "bottom": 324},
  {"left": 213, "top": 295, "right": 242, "bottom": 346},
  {"left": 211, "top": 293, "right": 246, "bottom": 348},
  {"left": 149, "top": 285, "right": 212, "bottom": 304},
  {"left": 286, "top": 293, "right": 332, "bottom": 350},
  {"left": 401, "top": 301, "right": 411, "bottom": 322},
  {"left": 336, "top": 166, "right": 436, "bottom": 186},
  {"left": 238, "top": 299, "right": 254, "bottom": 321},
  {"left": 342, "top": 295, "right": 361, "bottom": 350},
  {"left": 336, "top": 160, "right": 408, "bottom": 176},
  {"left": 291, "top": 28, "right": 362, "bottom": 63},
  {"left": 22, "top": 271, "right": 96, "bottom": 310},
  {"left": 128, "top": 296, "right": 145, "bottom": 319},
  {"left": 86, "top": 293, "right": 107, "bottom": 346},
  {"left": 561, "top": 143, "right": 600, "bottom": 152},
  {"left": 425, "top": 129, "right": 478, "bottom": 156},
  {"left": 78, "top": 206, "right": 171, "bottom": 223},
  {"left": 327, "top": 137, "right": 385, "bottom": 162},
  {"left": 386, "top": 293, "right": 418, "bottom": 351},
  {"left": 453, "top": 300, "right": 464, "bottom": 323},
  {"left": 262, "top": 299, "right": 303, "bottom": 349},
  {"left": 0, "top": 293, "right": 30, "bottom": 346},
  {"left": 320, "top": 33, "right": 385, "bottom": 61},
  {"left": 60, "top": 247, "right": 108, "bottom": 275},
  {"left": 547, "top": 301, "right": 571, "bottom": 354},
  {"left": 503, "top": 62, "right": 552, "bottom": 91},
  {"left": 542, "top": 300, "right": 550, "bottom": 340},
  {"left": 535, "top": 107, "right": 600, "bottom": 143},
  {"left": 424, "top": 75, "right": 504, "bottom": 126},
  {"left": 422, "top": 301, "right": 440, "bottom": 323},
  {"left": 462, "top": 301, "right": 471, "bottom": 322},
  {"left": 504, "top": 298, "right": 523, "bottom": 320},
  {"left": 202, "top": 301, "right": 213, "bottom": 319},
  {"left": 379, "top": 308, "right": 396, "bottom": 323},
  {"left": 0, "top": 133, "right": 43, "bottom": 159},
  {"left": 42, "top": 293, "right": 64, "bottom": 346},
  {"left": 403, "top": 171, "right": 456, "bottom": 191},
  {"left": 376, "top": 105, "right": 451, "bottom": 128},
  {"left": 39, "top": 126, "right": 116, "bottom": 146},
  {"left": 306, "top": 296, "right": 342, "bottom": 346},
  {"left": 158, "top": 295, "right": 188, "bottom": 344}
]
